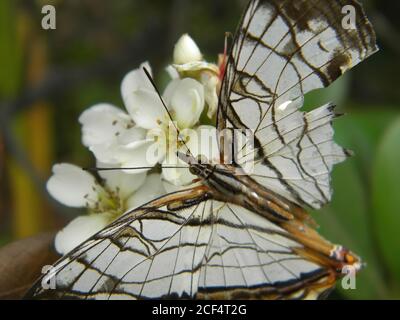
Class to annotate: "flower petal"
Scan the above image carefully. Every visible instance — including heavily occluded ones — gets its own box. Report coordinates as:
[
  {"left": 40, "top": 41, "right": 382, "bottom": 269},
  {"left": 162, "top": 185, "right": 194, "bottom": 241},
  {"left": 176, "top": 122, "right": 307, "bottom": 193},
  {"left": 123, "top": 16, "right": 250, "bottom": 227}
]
[
  {"left": 173, "top": 34, "right": 202, "bottom": 65},
  {"left": 79, "top": 103, "right": 134, "bottom": 147},
  {"left": 166, "top": 65, "right": 179, "bottom": 80},
  {"left": 125, "top": 89, "right": 166, "bottom": 130},
  {"left": 162, "top": 150, "right": 194, "bottom": 187},
  {"left": 121, "top": 61, "right": 153, "bottom": 104},
  {"left": 185, "top": 125, "right": 220, "bottom": 163},
  {"left": 126, "top": 173, "right": 166, "bottom": 210},
  {"left": 97, "top": 161, "right": 147, "bottom": 199},
  {"left": 164, "top": 78, "right": 204, "bottom": 129},
  {"left": 47, "top": 163, "right": 103, "bottom": 208},
  {"left": 89, "top": 143, "right": 120, "bottom": 165},
  {"left": 173, "top": 61, "right": 219, "bottom": 75},
  {"left": 201, "top": 73, "right": 219, "bottom": 119},
  {"left": 115, "top": 139, "right": 163, "bottom": 173},
  {"left": 54, "top": 214, "right": 112, "bottom": 255}
]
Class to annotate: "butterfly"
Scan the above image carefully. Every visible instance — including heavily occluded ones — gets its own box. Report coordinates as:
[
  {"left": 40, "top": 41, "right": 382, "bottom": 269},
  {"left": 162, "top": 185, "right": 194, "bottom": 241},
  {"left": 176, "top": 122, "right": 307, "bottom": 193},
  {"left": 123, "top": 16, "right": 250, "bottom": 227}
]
[{"left": 25, "top": 0, "right": 377, "bottom": 299}]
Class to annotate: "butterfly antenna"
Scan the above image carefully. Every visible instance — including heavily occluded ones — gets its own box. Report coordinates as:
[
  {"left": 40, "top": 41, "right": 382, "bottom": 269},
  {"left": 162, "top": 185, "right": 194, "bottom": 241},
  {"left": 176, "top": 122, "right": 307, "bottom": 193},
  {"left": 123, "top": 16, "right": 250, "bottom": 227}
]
[
  {"left": 142, "top": 67, "right": 194, "bottom": 159},
  {"left": 83, "top": 166, "right": 190, "bottom": 173}
]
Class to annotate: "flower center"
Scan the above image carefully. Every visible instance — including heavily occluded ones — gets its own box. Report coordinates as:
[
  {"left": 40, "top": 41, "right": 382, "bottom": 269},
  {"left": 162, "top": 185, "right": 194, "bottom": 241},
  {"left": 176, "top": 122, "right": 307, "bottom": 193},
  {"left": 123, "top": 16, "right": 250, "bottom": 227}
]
[{"left": 87, "top": 188, "right": 124, "bottom": 220}]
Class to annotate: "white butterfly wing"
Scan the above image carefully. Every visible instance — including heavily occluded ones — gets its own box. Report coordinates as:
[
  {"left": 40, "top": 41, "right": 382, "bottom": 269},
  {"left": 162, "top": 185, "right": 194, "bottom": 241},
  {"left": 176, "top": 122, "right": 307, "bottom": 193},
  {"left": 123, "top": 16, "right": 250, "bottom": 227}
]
[
  {"left": 197, "top": 201, "right": 332, "bottom": 299},
  {"left": 26, "top": 196, "right": 332, "bottom": 299},
  {"left": 219, "top": 0, "right": 378, "bottom": 209},
  {"left": 26, "top": 199, "right": 212, "bottom": 299}
]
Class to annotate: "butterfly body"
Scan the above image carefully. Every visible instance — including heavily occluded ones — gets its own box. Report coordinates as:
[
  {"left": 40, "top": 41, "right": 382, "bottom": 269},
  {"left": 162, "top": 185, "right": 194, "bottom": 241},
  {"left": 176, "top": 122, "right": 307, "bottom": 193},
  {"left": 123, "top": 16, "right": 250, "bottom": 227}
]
[
  {"left": 173, "top": 157, "right": 361, "bottom": 289},
  {"left": 186, "top": 159, "right": 295, "bottom": 222}
]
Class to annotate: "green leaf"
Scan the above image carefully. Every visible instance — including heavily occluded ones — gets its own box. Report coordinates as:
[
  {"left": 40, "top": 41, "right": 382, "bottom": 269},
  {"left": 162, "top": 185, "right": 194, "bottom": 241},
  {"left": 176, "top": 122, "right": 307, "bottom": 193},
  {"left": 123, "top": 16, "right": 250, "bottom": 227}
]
[
  {"left": 313, "top": 112, "right": 393, "bottom": 299},
  {"left": 303, "top": 73, "right": 350, "bottom": 112},
  {"left": 315, "top": 161, "right": 387, "bottom": 299},
  {"left": 372, "top": 116, "right": 400, "bottom": 288}
]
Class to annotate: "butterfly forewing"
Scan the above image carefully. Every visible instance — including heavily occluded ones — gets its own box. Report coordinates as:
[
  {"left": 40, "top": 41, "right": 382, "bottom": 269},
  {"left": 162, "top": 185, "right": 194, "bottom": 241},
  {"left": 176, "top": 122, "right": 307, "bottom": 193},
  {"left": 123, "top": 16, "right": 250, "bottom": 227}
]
[{"left": 219, "top": 0, "right": 378, "bottom": 209}]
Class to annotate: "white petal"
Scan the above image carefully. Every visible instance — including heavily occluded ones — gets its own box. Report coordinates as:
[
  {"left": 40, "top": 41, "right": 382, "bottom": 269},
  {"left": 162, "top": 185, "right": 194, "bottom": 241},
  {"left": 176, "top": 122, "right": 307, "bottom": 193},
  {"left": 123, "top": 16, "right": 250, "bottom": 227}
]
[
  {"left": 185, "top": 125, "right": 220, "bottom": 163},
  {"left": 79, "top": 103, "right": 134, "bottom": 147},
  {"left": 89, "top": 143, "right": 120, "bottom": 165},
  {"left": 116, "top": 139, "right": 162, "bottom": 173},
  {"left": 162, "top": 126, "right": 219, "bottom": 187},
  {"left": 162, "top": 179, "right": 188, "bottom": 194},
  {"left": 173, "top": 34, "right": 202, "bottom": 65},
  {"left": 79, "top": 103, "right": 147, "bottom": 166},
  {"left": 126, "top": 173, "right": 166, "bottom": 209},
  {"left": 164, "top": 78, "right": 205, "bottom": 128},
  {"left": 162, "top": 151, "right": 194, "bottom": 186},
  {"left": 166, "top": 65, "right": 179, "bottom": 80},
  {"left": 97, "top": 161, "right": 147, "bottom": 199},
  {"left": 125, "top": 89, "right": 166, "bottom": 130},
  {"left": 87, "top": 126, "right": 146, "bottom": 165},
  {"left": 201, "top": 73, "right": 219, "bottom": 119},
  {"left": 87, "top": 124, "right": 147, "bottom": 166},
  {"left": 54, "top": 214, "right": 112, "bottom": 255},
  {"left": 121, "top": 61, "right": 153, "bottom": 105},
  {"left": 173, "top": 61, "right": 219, "bottom": 75},
  {"left": 47, "top": 163, "right": 103, "bottom": 208},
  {"left": 116, "top": 126, "right": 147, "bottom": 145}
]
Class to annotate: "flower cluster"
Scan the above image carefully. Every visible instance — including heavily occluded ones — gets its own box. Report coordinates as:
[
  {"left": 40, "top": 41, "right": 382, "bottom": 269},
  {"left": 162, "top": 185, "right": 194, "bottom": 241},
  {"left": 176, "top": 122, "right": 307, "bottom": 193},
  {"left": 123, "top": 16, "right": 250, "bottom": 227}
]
[{"left": 48, "top": 35, "right": 223, "bottom": 255}]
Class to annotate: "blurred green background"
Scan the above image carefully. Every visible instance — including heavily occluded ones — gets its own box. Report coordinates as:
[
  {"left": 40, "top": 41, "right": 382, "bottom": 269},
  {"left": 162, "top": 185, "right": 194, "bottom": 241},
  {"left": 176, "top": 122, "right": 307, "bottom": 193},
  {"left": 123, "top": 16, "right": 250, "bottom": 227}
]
[{"left": 0, "top": 0, "right": 399, "bottom": 299}]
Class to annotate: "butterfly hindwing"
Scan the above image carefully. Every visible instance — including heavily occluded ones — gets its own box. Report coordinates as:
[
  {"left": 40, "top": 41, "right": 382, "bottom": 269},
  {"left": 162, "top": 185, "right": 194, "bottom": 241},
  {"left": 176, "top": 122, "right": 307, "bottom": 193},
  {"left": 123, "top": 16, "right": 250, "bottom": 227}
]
[
  {"left": 26, "top": 192, "right": 334, "bottom": 299},
  {"left": 236, "top": 102, "right": 349, "bottom": 209}
]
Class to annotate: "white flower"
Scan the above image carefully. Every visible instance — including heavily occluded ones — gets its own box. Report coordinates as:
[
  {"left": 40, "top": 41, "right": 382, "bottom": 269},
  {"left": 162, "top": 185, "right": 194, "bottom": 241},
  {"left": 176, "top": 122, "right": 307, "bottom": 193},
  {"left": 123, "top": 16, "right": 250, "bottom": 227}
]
[
  {"left": 121, "top": 61, "right": 161, "bottom": 130},
  {"left": 126, "top": 173, "right": 167, "bottom": 208},
  {"left": 47, "top": 163, "right": 110, "bottom": 208},
  {"left": 80, "top": 35, "right": 222, "bottom": 185},
  {"left": 173, "top": 34, "right": 202, "bottom": 65},
  {"left": 47, "top": 163, "right": 166, "bottom": 255},
  {"left": 201, "top": 72, "right": 219, "bottom": 119},
  {"left": 114, "top": 64, "right": 207, "bottom": 177},
  {"left": 171, "top": 35, "right": 220, "bottom": 120},
  {"left": 79, "top": 103, "right": 146, "bottom": 165},
  {"left": 96, "top": 162, "right": 147, "bottom": 201},
  {"left": 80, "top": 60, "right": 207, "bottom": 177},
  {"left": 162, "top": 125, "right": 220, "bottom": 187},
  {"left": 123, "top": 72, "right": 205, "bottom": 132},
  {"left": 163, "top": 78, "right": 205, "bottom": 128},
  {"left": 79, "top": 62, "right": 164, "bottom": 172}
]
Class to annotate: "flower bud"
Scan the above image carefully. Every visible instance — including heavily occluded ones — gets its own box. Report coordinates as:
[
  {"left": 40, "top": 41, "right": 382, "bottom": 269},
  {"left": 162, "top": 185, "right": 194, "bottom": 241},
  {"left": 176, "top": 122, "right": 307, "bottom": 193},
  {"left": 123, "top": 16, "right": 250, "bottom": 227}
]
[{"left": 173, "top": 34, "right": 202, "bottom": 64}]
